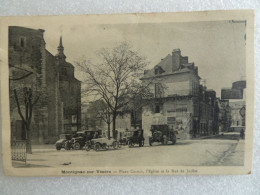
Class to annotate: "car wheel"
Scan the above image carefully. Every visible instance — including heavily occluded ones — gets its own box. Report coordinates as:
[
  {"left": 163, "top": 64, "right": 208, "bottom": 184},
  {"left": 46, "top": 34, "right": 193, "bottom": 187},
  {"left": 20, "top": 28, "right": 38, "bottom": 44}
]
[
  {"left": 112, "top": 141, "right": 119, "bottom": 149},
  {"left": 85, "top": 143, "right": 91, "bottom": 151},
  {"left": 94, "top": 143, "right": 101, "bottom": 151},
  {"left": 74, "top": 142, "right": 81, "bottom": 150},
  {"left": 56, "top": 145, "right": 61, "bottom": 150}
]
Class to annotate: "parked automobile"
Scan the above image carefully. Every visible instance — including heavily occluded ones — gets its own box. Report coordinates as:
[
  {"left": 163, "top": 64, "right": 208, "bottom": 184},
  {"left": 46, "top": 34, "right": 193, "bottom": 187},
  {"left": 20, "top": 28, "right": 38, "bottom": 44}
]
[
  {"left": 64, "top": 129, "right": 102, "bottom": 150},
  {"left": 127, "top": 129, "right": 145, "bottom": 147},
  {"left": 149, "top": 125, "right": 177, "bottom": 146},
  {"left": 119, "top": 130, "right": 133, "bottom": 145},
  {"left": 55, "top": 133, "right": 74, "bottom": 150},
  {"left": 85, "top": 135, "right": 119, "bottom": 151}
]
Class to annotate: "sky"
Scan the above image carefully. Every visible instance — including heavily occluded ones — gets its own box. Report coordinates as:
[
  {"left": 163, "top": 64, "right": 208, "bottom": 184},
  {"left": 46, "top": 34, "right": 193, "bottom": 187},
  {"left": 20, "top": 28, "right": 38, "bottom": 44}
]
[{"left": 24, "top": 20, "right": 246, "bottom": 97}]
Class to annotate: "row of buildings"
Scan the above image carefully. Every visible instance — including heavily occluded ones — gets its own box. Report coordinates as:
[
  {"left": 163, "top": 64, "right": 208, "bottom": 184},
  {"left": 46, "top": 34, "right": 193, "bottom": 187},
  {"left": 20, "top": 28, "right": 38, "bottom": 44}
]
[
  {"left": 140, "top": 50, "right": 246, "bottom": 138},
  {"left": 83, "top": 48, "right": 246, "bottom": 139},
  {"left": 9, "top": 26, "right": 245, "bottom": 143}
]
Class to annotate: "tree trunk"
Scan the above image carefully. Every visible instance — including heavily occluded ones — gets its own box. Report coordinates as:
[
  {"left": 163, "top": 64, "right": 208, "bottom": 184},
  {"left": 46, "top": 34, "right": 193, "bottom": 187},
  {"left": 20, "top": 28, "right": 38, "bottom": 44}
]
[
  {"left": 13, "top": 88, "right": 39, "bottom": 154},
  {"left": 107, "top": 123, "right": 111, "bottom": 139},
  {"left": 25, "top": 125, "right": 32, "bottom": 154},
  {"left": 112, "top": 111, "right": 117, "bottom": 139}
]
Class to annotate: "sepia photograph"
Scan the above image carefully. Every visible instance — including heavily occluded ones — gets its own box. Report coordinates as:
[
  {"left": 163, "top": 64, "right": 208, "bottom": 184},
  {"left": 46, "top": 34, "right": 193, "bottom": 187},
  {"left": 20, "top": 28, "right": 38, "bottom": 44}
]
[{"left": 0, "top": 10, "right": 255, "bottom": 176}]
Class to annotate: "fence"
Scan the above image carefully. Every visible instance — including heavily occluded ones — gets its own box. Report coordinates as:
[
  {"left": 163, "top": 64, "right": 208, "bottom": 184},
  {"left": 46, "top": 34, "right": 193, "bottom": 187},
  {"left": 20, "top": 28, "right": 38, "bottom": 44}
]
[{"left": 11, "top": 140, "right": 27, "bottom": 163}]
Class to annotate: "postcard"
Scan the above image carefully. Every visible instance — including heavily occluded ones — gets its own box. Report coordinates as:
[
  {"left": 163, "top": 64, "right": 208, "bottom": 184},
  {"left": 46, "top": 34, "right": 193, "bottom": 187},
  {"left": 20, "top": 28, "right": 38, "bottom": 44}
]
[{"left": 0, "top": 10, "right": 255, "bottom": 176}]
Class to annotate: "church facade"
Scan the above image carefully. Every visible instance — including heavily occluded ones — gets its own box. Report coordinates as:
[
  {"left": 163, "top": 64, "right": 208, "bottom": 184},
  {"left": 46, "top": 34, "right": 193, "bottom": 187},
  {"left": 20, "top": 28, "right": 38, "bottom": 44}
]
[{"left": 9, "top": 26, "right": 81, "bottom": 144}]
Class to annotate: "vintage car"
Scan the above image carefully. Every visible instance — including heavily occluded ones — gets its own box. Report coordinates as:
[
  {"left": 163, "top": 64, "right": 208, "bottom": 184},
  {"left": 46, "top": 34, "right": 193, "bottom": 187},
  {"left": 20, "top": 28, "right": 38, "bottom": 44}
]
[
  {"left": 85, "top": 135, "right": 119, "bottom": 151},
  {"left": 119, "top": 130, "right": 133, "bottom": 145},
  {"left": 64, "top": 129, "right": 102, "bottom": 150},
  {"left": 149, "top": 125, "right": 177, "bottom": 146},
  {"left": 127, "top": 129, "right": 145, "bottom": 147},
  {"left": 55, "top": 133, "right": 74, "bottom": 150}
]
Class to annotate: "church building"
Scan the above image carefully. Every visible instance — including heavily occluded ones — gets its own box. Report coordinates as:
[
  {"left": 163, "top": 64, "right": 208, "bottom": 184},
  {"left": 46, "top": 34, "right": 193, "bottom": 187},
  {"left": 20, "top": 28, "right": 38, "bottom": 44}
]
[{"left": 9, "top": 26, "right": 81, "bottom": 144}]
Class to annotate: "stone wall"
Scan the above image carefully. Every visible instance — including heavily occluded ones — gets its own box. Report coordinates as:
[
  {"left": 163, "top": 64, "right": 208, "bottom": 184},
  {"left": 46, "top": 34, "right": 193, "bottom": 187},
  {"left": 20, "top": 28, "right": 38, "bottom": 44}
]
[
  {"left": 9, "top": 26, "right": 81, "bottom": 144},
  {"left": 9, "top": 26, "right": 47, "bottom": 144}
]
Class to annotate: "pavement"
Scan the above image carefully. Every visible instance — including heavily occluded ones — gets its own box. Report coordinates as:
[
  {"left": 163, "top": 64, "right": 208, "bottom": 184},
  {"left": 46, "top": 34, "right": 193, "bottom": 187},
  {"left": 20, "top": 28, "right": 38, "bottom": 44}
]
[
  {"left": 12, "top": 133, "right": 245, "bottom": 168},
  {"left": 219, "top": 139, "right": 245, "bottom": 166}
]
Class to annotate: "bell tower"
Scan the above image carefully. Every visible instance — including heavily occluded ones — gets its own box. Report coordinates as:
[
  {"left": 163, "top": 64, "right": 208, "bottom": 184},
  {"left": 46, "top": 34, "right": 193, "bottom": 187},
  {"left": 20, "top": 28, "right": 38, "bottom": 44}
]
[{"left": 55, "top": 36, "right": 66, "bottom": 61}]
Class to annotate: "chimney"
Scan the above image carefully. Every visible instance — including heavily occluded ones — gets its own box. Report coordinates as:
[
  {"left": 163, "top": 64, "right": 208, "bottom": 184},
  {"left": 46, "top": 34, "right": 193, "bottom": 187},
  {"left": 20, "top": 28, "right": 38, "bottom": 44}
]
[{"left": 172, "top": 48, "right": 181, "bottom": 72}]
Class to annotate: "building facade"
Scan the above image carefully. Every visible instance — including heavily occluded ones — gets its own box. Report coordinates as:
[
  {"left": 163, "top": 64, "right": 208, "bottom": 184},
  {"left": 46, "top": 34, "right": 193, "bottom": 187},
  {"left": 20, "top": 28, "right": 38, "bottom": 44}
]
[
  {"left": 217, "top": 99, "right": 232, "bottom": 132},
  {"left": 81, "top": 100, "right": 133, "bottom": 138},
  {"left": 9, "top": 26, "right": 81, "bottom": 144},
  {"left": 229, "top": 101, "right": 245, "bottom": 128},
  {"left": 141, "top": 49, "right": 218, "bottom": 139},
  {"left": 220, "top": 80, "right": 246, "bottom": 132}
]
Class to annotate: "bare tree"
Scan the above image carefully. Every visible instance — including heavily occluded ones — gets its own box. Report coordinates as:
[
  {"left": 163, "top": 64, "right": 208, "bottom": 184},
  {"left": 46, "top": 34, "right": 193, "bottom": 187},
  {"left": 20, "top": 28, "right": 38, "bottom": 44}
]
[
  {"left": 9, "top": 64, "right": 41, "bottom": 154},
  {"left": 76, "top": 42, "right": 149, "bottom": 139},
  {"left": 13, "top": 87, "right": 40, "bottom": 154}
]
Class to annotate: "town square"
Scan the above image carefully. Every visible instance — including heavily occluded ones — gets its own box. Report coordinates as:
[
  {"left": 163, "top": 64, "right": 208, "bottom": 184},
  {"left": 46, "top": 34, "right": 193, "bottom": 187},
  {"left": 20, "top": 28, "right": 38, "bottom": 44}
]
[{"left": 7, "top": 18, "right": 247, "bottom": 170}]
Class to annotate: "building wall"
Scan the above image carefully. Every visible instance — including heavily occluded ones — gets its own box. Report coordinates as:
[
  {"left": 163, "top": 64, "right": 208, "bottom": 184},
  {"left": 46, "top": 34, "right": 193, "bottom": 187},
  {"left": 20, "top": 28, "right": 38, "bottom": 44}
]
[
  {"left": 142, "top": 98, "right": 194, "bottom": 140},
  {"left": 141, "top": 49, "right": 218, "bottom": 139},
  {"left": 143, "top": 71, "right": 199, "bottom": 98},
  {"left": 9, "top": 26, "right": 48, "bottom": 144},
  {"left": 230, "top": 101, "right": 245, "bottom": 127},
  {"left": 45, "top": 51, "right": 60, "bottom": 142},
  {"left": 9, "top": 26, "right": 45, "bottom": 72},
  {"left": 9, "top": 26, "right": 81, "bottom": 144},
  {"left": 217, "top": 99, "right": 232, "bottom": 132}
]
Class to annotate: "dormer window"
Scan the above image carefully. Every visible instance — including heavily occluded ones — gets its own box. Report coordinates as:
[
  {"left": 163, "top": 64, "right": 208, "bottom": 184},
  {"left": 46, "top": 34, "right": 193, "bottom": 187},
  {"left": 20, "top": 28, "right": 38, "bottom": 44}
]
[
  {"left": 155, "top": 67, "right": 159, "bottom": 75},
  {"left": 154, "top": 66, "right": 164, "bottom": 75}
]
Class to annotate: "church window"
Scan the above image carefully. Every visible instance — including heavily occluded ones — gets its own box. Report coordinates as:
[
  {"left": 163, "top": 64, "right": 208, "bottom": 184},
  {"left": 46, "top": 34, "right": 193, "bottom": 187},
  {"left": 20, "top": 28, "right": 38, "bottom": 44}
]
[{"left": 20, "top": 37, "right": 26, "bottom": 47}]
